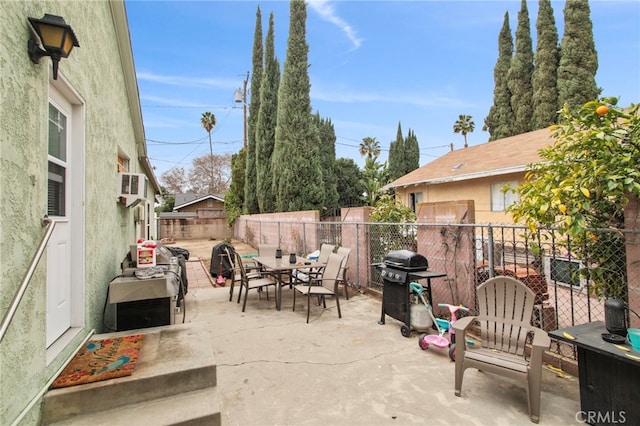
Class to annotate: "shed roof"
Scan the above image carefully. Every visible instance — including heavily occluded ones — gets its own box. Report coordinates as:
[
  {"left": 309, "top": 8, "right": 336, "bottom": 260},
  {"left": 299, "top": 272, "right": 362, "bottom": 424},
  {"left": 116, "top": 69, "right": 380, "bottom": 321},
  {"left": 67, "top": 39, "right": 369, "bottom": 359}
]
[{"left": 174, "top": 193, "right": 225, "bottom": 210}]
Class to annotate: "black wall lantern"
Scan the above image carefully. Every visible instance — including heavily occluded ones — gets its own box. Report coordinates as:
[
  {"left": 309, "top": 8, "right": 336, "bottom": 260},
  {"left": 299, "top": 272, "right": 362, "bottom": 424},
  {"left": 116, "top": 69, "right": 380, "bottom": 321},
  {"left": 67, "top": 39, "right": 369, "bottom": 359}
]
[{"left": 28, "top": 14, "right": 79, "bottom": 80}]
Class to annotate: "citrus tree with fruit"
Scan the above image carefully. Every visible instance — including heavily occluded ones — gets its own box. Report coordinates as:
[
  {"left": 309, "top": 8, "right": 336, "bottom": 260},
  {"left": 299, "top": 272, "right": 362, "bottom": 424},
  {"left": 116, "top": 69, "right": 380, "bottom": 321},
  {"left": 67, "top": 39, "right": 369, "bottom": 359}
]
[{"left": 508, "top": 97, "right": 640, "bottom": 299}]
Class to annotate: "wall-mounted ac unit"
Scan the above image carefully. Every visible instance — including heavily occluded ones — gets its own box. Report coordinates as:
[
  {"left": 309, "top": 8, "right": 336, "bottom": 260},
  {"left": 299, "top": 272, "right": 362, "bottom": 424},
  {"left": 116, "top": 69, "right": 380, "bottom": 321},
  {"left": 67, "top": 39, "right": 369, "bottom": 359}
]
[
  {"left": 118, "top": 173, "right": 147, "bottom": 207},
  {"left": 543, "top": 255, "right": 586, "bottom": 290}
]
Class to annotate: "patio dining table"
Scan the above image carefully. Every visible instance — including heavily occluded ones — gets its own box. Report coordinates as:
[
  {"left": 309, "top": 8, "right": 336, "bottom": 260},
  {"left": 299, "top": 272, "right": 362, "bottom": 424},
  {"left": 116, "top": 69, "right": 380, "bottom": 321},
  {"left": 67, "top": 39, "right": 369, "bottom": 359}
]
[{"left": 253, "top": 255, "right": 325, "bottom": 311}]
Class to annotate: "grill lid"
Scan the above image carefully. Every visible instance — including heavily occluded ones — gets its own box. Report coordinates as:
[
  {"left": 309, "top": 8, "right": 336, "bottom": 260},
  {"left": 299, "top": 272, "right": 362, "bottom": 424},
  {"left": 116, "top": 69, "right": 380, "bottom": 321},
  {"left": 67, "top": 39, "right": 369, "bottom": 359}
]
[{"left": 383, "top": 250, "right": 428, "bottom": 271}]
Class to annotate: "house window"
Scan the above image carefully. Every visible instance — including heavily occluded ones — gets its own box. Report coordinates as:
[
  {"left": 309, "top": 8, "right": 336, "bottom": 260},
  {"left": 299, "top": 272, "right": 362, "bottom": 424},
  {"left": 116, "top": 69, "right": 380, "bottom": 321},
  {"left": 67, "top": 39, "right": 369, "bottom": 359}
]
[
  {"left": 117, "top": 148, "right": 130, "bottom": 173},
  {"left": 207, "top": 199, "right": 214, "bottom": 207},
  {"left": 409, "top": 192, "right": 423, "bottom": 213},
  {"left": 490, "top": 181, "right": 518, "bottom": 212}
]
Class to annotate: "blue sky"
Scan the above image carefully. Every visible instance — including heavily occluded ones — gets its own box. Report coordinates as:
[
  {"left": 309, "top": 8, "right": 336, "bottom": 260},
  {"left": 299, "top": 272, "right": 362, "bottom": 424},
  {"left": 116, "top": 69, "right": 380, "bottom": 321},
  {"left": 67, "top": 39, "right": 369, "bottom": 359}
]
[{"left": 125, "top": 0, "right": 640, "bottom": 179}]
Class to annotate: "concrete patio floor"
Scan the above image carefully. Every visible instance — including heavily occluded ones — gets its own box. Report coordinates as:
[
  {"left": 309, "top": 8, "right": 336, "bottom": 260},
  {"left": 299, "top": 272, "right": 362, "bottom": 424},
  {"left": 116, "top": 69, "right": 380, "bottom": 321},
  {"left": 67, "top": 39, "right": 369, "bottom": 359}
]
[{"left": 182, "top": 256, "right": 581, "bottom": 426}]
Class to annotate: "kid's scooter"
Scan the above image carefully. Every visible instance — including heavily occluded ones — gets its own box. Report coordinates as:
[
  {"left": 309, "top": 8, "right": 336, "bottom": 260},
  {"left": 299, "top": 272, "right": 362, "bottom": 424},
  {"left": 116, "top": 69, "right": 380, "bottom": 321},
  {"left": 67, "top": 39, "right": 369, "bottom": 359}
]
[{"left": 409, "top": 282, "right": 469, "bottom": 361}]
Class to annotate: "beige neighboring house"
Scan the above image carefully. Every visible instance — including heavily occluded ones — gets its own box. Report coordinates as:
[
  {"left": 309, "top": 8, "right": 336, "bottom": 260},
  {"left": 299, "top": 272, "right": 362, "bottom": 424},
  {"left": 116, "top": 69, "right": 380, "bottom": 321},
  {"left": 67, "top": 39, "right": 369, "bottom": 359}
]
[
  {"left": 384, "top": 128, "right": 555, "bottom": 224},
  {"left": 0, "top": 1, "right": 160, "bottom": 424}
]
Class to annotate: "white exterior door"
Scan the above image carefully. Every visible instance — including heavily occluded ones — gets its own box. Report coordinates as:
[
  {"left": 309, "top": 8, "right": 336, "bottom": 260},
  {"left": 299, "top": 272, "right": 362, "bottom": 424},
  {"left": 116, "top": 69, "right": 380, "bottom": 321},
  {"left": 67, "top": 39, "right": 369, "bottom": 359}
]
[{"left": 46, "top": 91, "right": 73, "bottom": 347}]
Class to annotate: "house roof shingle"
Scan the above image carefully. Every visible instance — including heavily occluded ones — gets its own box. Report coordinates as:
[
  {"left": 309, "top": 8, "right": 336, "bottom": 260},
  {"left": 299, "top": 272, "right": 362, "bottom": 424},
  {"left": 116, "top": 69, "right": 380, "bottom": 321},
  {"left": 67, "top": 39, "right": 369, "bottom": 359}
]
[
  {"left": 385, "top": 127, "right": 555, "bottom": 190},
  {"left": 173, "top": 193, "right": 225, "bottom": 210}
]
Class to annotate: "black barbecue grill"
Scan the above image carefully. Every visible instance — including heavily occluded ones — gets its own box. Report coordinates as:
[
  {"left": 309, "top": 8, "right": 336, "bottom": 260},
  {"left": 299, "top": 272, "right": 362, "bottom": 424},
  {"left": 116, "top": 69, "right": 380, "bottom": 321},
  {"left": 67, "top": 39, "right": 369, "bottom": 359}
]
[{"left": 376, "top": 250, "right": 435, "bottom": 337}]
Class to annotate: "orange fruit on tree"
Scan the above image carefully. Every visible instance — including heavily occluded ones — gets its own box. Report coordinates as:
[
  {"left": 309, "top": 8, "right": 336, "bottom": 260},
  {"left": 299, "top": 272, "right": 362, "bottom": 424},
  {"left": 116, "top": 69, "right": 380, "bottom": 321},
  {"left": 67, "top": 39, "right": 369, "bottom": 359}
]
[{"left": 596, "top": 105, "right": 609, "bottom": 115}]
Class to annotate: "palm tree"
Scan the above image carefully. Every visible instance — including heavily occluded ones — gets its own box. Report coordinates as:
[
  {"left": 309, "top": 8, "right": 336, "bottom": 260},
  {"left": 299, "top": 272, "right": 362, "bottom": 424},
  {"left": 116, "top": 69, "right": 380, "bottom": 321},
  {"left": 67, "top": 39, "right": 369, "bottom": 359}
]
[
  {"left": 201, "top": 112, "right": 216, "bottom": 192},
  {"left": 359, "top": 137, "right": 381, "bottom": 160},
  {"left": 453, "top": 114, "right": 475, "bottom": 148}
]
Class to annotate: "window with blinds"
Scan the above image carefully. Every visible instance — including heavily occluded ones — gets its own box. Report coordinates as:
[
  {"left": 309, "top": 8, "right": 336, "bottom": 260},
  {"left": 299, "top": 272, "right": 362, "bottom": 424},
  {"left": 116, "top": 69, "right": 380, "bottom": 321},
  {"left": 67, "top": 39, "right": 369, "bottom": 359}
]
[{"left": 48, "top": 103, "right": 67, "bottom": 217}]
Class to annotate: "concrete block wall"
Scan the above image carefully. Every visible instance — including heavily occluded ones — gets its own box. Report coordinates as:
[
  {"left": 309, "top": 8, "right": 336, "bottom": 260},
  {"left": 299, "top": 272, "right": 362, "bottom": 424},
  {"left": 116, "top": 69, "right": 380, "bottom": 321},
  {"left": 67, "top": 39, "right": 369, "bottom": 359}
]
[
  {"left": 416, "top": 200, "right": 476, "bottom": 312},
  {"left": 624, "top": 195, "right": 640, "bottom": 327},
  {"left": 340, "top": 207, "right": 373, "bottom": 289}
]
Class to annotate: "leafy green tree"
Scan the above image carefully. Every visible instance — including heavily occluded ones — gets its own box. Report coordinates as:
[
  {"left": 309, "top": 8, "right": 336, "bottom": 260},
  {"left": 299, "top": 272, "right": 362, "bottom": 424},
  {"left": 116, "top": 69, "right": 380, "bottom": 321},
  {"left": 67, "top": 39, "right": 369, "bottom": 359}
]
[
  {"left": 362, "top": 157, "right": 388, "bottom": 206},
  {"left": 507, "top": 0, "right": 534, "bottom": 135},
  {"left": 369, "top": 194, "right": 417, "bottom": 256},
  {"left": 557, "top": 0, "right": 600, "bottom": 112},
  {"left": 200, "top": 111, "right": 216, "bottom": 189},
  {"left": 334, "top": 158, "right": 365, "bottom": 206},
  {"left": 359, "top": 136, "right": 381, "bottom": 160},
  {"left": 256, "top": 12, "right": 280, "bottom": 213},
  {"left": 370, "top": 194, "right": 416, "bottom": 223},
  {"left": 155, "top": 189, "right": 174, "bottom": 214},
  {"left": 272, "top": 0, "right": 323, "bottom": 212},
  {"left": 224, "top": 150, "right": 246, "bottom": 226},
  {"left": 508, "top": 98, "right": 639, "bottom": 299},
  {"left": 485, "top": 12, "right": 515, "bottom": 140},
  {"left": 453, "top": 114, "right": 475, "bottom": 148},
  {"left": 531, "top": 0, "right": 559, "bottom": 130},
  {"left": 313, "top": 113, "right": 339, "bottom": 208},
  {"left": 388, "top": 122, "right": 404, "bottom": 181},
  {"left": 244, "top": 7, "right": 263, "bottom": 214}
]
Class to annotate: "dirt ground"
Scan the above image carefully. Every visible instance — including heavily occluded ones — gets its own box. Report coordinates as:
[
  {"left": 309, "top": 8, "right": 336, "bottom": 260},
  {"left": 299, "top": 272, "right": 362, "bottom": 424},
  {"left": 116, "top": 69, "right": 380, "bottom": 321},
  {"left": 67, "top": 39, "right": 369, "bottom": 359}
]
[{"left": 161, "top": 238, "right": 257, "bottom": 272}]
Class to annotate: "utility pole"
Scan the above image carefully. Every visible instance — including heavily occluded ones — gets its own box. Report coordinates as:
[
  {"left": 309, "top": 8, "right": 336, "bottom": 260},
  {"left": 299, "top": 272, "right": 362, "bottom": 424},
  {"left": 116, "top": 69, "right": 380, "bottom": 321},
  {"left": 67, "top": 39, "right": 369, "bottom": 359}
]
[{"left": 234, "top": 71, "right": 250, "bottom": 150}]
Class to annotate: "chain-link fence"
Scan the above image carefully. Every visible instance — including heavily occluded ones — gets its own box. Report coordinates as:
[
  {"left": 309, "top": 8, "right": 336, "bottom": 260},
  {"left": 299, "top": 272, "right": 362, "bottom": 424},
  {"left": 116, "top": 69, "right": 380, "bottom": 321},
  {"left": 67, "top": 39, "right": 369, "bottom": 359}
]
[{"left": 235, "top": 217, "right": 640, "bottom": 361}]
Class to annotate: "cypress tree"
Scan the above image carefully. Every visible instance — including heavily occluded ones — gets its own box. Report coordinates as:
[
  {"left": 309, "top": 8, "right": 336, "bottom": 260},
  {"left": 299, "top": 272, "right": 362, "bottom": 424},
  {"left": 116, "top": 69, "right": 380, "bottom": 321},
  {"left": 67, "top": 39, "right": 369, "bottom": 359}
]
[
  {"left": 335, "top": 158, "right": 365, "bottom": 207},
  {"left": 243, "top": 6, "right": 263, "bottom": 214},
  {"left": 507, "top": 0, "right": 534, "bottom": 135},
  {"left": 485, "top": 12, "right": 515, "bottom": 141},
  {"left": 403, "top": 129, "right": 420, "bottom": 174},
  {"left": 256, "top": 12, "right": 280, "bottom": 213},
  {"left": 557, "top": 0, "right": 599, "bottom": 111},
  {"left": 388, "top": 122, "right": 404, "bottom": 181},
  {"left": 313, "top": 113, "right": 339, "bottom": 209},
  {"left": 532, "top": 0, "right": 560, "bottom": 129},
  {"left": 224, "top": 149, "right": 246, "bottom": 226},
  {"left": 272, "top": 0, "right": 323, "bottom": 212}
]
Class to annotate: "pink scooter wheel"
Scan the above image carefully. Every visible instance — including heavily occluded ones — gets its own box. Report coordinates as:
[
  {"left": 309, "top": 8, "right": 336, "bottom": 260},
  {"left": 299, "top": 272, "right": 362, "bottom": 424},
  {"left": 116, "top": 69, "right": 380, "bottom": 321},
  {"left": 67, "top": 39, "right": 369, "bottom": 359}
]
[{"left": 418, "top": 333, "right": 429, "bottom": 350}]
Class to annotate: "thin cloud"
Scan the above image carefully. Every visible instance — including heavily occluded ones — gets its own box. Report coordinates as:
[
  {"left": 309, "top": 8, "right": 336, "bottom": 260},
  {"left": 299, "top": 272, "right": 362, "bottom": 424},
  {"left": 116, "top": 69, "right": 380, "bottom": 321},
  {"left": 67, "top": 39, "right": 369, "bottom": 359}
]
[
  {"left": 308, "top": 0, "right": 363, "bottom": 49},
  {"left": 136, "top": 71, "right": 237, "bottom": 89},
  {"left": 311, "top": 86, "right": 472, "bottom": 109}
]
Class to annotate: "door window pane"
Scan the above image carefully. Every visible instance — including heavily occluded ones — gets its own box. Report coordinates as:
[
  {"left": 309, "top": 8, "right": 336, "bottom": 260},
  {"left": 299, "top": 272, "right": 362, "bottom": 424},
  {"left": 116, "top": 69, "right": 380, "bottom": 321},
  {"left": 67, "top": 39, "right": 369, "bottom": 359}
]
[
  {"left": 48, "top": 162, "right": 65, "bottom": 216},
  {"left": 48, "top": 103, "right": 67, "bottom": 161}
]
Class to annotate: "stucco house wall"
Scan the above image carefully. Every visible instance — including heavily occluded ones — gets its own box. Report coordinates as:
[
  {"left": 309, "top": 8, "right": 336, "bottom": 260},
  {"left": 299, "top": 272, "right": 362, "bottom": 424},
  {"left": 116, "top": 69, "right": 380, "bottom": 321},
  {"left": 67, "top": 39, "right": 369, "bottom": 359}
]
[
  {"left": 0, "top": 1, "right": 159, "bottom": 424},
  {"left": 396, "top": 171, "right": 523, "bottom": 224}
]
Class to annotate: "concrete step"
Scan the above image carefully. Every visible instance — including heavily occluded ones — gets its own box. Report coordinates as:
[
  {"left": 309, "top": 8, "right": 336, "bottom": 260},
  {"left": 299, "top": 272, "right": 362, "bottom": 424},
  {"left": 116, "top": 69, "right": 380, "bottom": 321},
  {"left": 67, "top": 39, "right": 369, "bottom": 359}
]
[
  {"left": 46, "top": 387, "right": 220, "bottom": 426},
  {"left": 42, "top": 325, "right": 218, "bottom": 425}
]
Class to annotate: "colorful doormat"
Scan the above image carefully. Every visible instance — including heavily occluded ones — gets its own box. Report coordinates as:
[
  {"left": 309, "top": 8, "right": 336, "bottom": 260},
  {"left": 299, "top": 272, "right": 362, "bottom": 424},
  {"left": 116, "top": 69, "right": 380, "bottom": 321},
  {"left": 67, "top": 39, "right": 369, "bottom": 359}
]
[{"left": 50, "top": 334, "right": 144, "bottom": 389}]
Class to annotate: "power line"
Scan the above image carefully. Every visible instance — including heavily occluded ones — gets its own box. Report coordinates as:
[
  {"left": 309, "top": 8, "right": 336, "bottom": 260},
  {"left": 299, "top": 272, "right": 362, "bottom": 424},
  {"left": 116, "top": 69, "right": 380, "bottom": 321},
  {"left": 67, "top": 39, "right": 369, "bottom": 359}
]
[
  {"left": 147, "top": 136, "right": 207, "bottom": 145},
  {"left": 142, "top": 105, "right": 233, "bottom": 109},
  {"left": 335, "top": 136, "right": 450, "bottom": 154},
  {"left": 147, "top": 138, "right": 242, "bottom": 146}
]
